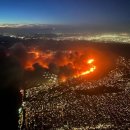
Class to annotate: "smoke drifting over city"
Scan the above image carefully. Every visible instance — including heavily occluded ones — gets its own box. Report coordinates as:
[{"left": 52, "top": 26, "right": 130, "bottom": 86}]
[{"left": 8, "top": 41, "right": 120, "bottom": 82}]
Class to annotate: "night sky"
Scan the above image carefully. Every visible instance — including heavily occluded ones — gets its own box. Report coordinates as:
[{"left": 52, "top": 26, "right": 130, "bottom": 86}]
[{"left": 0, "top": 0, "right": 130, "bottom": 31}]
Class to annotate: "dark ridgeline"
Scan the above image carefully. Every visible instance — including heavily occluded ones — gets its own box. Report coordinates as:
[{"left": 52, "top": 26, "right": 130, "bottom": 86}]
[{"left": 0, "top": 46, "right": 24, "bottom": 130}]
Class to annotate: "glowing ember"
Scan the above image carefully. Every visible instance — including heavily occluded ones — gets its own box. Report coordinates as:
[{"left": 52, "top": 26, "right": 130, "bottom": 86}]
[
  {"left": 87, "top": 59, "right": 94, "bottom": 64},
  {"left": 60, "top": 76, "right": 67, "bottom": 82},
  {"left": 81, "top": 66, "right": 96, "bottom": 75}
]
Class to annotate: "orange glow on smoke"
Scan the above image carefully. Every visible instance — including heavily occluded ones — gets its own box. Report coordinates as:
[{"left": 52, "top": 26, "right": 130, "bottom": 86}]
[
  {"left": 25, "top": 61, "right": 34, "bottom": 70},
  {"left": 24, "top": 48, "right": 97, "bottom": 78},
  {"left": 25, "top": 49, "right": 50, "bottom": 70},
  {"left": 60, "top": 76, "right": 67, "bottom": 82},
  {"left": 28, "top": 51, "right": 40, "bottom": 59}
]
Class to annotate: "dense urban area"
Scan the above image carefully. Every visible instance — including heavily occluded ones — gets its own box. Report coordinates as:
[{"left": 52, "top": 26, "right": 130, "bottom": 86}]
[
  {"left": 18, "top": 56, "right": 130, "bottom": 130},
  {"left": 0, "top": 33, "right": 130, "bottom": 129}
]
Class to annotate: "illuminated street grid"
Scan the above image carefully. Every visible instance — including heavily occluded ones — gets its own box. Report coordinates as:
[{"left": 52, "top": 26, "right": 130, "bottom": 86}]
[{"left": 21, "top": 57, "right": 130, "bottom": 130}]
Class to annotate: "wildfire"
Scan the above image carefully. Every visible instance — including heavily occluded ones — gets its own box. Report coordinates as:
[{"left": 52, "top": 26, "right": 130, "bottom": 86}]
[
  {"left": 80, "top": 66, "right": 96, "bottom": 75},
  {"left": 25, "top": 49, "right": 51, "bottom": 70},
  {"left": 24, "top": 48, "right": 97, "bottom": 79},
  {"left": 27, "top": 49, "right": 41, "bottom": 59},
  {"left": 80, "top": 58, "right": 96, "bottom": 76},
  {"left": 60, "top": 76, "right": 67, "bottom": 82},
  {"left": 87, "top": 59, "right": 94, "bottom": 64}
]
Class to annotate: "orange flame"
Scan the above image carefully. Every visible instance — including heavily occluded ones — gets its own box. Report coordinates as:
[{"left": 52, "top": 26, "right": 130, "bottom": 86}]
[
  {"left": 80, "top": 65, "right": 96, "bottom": 75},
  {"left": 87, "top": 59, "right": 94, "bottom": 64},
  {"left": 80, "top": 58, "right": 96, "bottom": 76}
]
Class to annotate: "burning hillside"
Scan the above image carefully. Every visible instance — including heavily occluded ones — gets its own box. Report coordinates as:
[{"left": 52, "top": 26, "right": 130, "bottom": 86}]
[
  {"left": 10, "top": 42, "right": 118, "bottom": 81},
  {"left": 24, "top": 48, "right": 97, "bottom": 78}
]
